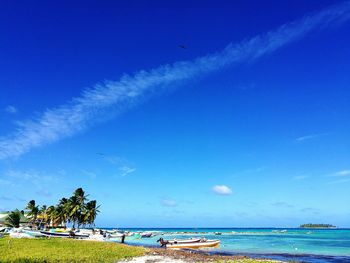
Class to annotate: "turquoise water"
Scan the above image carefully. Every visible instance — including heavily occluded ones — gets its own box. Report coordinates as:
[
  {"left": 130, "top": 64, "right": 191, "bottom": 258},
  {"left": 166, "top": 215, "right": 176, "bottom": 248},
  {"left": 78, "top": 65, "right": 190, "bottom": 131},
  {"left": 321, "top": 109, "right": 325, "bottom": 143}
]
[{"left": 110, "top": 228, "right": 350, "bottom": 262}]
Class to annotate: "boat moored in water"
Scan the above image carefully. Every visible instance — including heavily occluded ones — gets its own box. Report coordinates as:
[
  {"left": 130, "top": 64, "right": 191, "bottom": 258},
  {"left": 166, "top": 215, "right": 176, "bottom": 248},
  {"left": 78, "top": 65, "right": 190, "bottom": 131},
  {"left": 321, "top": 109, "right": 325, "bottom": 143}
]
[{"left": 157, "top": 237, "right": 220, "bottom": 249}]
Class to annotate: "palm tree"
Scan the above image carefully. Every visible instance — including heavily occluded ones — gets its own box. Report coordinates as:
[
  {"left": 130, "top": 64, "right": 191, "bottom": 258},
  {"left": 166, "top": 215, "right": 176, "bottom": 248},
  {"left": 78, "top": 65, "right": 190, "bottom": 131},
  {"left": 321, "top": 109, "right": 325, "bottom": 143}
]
[
  {"left": 26, "top": 200, "right": 39, "bottom": 228},
  {"left": 83, "top": 200, "right": 100, "bottom": 226},
  {"left": 68, "top": 188, "right": 88, "bottom": 229},
  {"left": 46, "top": 205, "right": 58, "bottom": 227},
  {"left": 38, "top": 205, "right": 48, "bottom": 229},
  {"left": 5, "top": 210, "right": 22, "bottom": 228},
  {"left": 56, "top": 198, "right": 69, "bottom": 227},
  {"left": 21, "top": 188, "right": 99, "bottom": 229}
]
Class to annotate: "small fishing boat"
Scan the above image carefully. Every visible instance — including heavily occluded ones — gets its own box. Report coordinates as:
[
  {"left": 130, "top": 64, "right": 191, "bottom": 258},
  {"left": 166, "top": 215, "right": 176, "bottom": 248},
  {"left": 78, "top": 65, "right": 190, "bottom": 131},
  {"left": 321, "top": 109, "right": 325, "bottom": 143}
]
[
  {"left": 141, "top": 232, "right": 153, "bottom": 238},
  {"left": 167, "top": 238, "right": 201, "bottom": 244},
  {"left": 9, "top": 229, "right": 34, "bottom": 239},
  {"left": 158, "top": 237, "right": 220, "bottom": 249},
  {"left": 166, "top": 239, "right": 220, "bottom": 249},
  {"left": 24, "top": 230, "right": 46, "bottom": 237},
  {"left": 40, "top": 230, "right": 89, "bottom": 238}
]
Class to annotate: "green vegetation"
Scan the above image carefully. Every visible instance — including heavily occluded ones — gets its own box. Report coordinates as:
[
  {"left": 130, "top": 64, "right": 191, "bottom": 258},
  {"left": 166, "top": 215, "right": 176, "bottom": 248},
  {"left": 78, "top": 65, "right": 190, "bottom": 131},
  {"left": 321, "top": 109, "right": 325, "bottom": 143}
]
[
  {"left": 300, "top": 223, "right": 336, "bottom": 228},
  {"left": 0, "top": 237, "right": 144, "bottom": 262},
  {"left": 5, "top": 210, "right": 24, "bottom": 228},
  {"left": 25, "top": 188, "right": 100, "bottom": 229}
]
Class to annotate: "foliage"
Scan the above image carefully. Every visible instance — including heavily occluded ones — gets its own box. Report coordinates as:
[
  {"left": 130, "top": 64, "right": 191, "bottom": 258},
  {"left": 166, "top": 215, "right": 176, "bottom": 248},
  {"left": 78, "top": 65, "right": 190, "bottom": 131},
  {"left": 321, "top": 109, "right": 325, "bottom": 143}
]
[
  {"left": 0, "top": 237, "right": 144, "bottom": 263},
  {"left": 25, "top": 188, "right": 100, "bottom": 229},
  {"left": 300, "top": 223, "right": 336, "bottom": 228},
  {"left": 5, "top": 210, "right": 23, "bottom": 228}
]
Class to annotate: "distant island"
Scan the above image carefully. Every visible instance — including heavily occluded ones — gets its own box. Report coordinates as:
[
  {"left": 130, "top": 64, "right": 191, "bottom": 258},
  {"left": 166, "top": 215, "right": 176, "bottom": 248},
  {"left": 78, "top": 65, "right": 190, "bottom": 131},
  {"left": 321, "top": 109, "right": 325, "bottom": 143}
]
[{"left": 300, "top": 223, "right": 337, "bottom": 229}]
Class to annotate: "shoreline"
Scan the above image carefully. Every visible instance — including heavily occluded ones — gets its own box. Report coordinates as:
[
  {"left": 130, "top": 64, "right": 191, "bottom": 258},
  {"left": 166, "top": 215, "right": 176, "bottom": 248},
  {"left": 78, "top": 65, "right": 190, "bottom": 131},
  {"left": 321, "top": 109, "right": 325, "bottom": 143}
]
[
  {"left": 123, "top": 243, "right": 350, "bottom": 263},
  {"left": 126, "top": 247, "right": 286, "bottom": 262}
]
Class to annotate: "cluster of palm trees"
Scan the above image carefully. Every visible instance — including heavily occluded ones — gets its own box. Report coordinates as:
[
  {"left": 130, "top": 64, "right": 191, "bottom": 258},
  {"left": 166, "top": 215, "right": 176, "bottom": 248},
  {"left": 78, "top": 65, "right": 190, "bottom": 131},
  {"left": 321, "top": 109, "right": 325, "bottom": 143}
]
[{"left": 25, "top": 188, "right": 100, "bottom": 229}]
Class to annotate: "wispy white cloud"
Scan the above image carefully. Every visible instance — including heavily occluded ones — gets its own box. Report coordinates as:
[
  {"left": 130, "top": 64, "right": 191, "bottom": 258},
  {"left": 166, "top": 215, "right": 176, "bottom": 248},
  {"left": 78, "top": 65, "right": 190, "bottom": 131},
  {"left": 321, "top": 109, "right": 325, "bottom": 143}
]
[
  {"left": 5, "top": 105, "right": 18, "bottom": 114},
  {"left": 161, "top": 198, "right": 177, "bottom": 207},
  {"left": 328, "top": 178, "right": 350, "bottom": 184},
  {"left": 330, "top": 170, "right": 350, "bottom": 177},
  {"left": 97, "top": 153, "right": 136, "bottom": 177},
  {"left": 212, "top": 185, "right": 233, "bottom": 195},
  {"left": 1, "top": 2, "right": 350, "bottom": 159},
  {"left": 327, "top": 170, "right": 350, "bottom": 184},
  {"left": 4, "top": 169, "right": 57, "bottom": 188},
  {"left": 119, "top": 166, "right": 136, "bottom": 177},
  {"left": 295, "top": 133, "right": 328, "bottom": 142}
]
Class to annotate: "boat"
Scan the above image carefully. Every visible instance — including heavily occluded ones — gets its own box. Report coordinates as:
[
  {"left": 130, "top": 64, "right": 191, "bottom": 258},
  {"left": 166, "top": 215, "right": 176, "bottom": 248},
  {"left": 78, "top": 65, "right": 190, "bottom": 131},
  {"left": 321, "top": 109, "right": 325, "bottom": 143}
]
[
  {"left": 24, "top": 230, "right": 46, "bottom": 237},
  {"left": 167, "top": 238, "right": 201, "bottom": 244},
  {"left": 141, "top": 232, "right": 153, "bottom": 238},
  {"left": 40, "top": 230, "right": 89, "bottom": 238},
  {"left": 9, "top": 229, "right": 34, "bottom": 239},
  {"left": 166, "top": 239, "right": 220, "bottom": 249}
]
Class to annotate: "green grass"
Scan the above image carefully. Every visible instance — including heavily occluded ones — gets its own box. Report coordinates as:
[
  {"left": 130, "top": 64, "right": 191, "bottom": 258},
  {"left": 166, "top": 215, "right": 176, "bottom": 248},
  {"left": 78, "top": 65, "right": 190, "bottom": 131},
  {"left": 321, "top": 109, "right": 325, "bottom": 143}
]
[{"left": 0, "top": 237, "right": 145, "bottom": 262}]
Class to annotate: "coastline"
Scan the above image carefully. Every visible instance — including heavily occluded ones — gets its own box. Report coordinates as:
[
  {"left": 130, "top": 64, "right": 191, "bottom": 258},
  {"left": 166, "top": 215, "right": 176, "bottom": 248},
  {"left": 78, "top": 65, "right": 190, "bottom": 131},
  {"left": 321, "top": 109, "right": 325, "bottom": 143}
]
[
  {"left": 122, "top": 247, "right": 286, "bottom": 262},
  {"left": 123, "top": 242, "right": 350, "bottom": 263}
]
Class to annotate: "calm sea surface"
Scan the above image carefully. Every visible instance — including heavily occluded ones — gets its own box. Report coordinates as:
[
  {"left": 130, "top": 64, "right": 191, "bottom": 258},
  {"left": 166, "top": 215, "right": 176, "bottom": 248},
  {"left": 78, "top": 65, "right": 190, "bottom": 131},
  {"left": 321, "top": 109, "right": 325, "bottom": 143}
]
[{"left": 107, "top": 228, "right": 350, "bottom": 263}]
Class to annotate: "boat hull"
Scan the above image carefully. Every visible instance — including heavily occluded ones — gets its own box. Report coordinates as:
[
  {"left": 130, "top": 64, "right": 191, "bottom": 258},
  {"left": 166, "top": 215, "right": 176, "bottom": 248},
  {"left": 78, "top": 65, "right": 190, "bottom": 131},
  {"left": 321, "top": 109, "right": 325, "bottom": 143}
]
[
  {"left": 166, "top": 240, "right": 220, "bottom": 249},
  {"left": 40, "top": 231, "right": 89, "bottom": 238}
]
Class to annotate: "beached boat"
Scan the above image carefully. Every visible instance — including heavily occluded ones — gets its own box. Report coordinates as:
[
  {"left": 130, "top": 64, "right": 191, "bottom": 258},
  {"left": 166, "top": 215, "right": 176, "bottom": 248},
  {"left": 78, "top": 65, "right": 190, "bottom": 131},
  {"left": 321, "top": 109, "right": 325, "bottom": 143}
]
[
  {"left": 166, "top": 239, "right": 220, "bottom": 249},
  {"left": 40, "top": 230, "right": 89, "bottom": 238},
  {"left": 24, "top": 230, "right": 46, "bottom": 237}
]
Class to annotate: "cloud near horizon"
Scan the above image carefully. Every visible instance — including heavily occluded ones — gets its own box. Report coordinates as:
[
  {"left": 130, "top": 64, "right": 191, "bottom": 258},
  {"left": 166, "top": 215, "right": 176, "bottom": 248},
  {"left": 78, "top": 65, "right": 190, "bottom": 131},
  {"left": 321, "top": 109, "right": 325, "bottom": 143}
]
[
  {"left": 212, "top": 185, "right": 233, "bottom": 195},
  {"left": 1, "top": 2, "right": 350, "bottom": 160}
]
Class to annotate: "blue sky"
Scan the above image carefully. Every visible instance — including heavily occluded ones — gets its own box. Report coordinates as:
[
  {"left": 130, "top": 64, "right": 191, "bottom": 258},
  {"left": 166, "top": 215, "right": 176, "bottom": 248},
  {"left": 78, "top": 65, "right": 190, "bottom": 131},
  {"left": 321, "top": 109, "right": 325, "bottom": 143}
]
[{"left": 0, "top": 0, "right": 350, "bottom": 227}]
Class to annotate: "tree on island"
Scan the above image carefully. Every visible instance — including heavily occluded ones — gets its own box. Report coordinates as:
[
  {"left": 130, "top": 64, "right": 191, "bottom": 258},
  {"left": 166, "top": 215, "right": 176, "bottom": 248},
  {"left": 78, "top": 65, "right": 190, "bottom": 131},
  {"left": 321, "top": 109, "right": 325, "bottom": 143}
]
[
  {"left": 23, "top": 187, "right": 100, "bottom": 229},
  {"left": 300, "top": 223, "right": 336, "bottom": 228}
]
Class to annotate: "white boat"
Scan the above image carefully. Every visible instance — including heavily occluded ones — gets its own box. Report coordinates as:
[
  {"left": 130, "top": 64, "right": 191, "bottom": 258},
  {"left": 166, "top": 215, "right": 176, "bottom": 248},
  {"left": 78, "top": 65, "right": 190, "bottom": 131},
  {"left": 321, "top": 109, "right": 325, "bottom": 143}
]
[
  {"left": 40, "top": 230, "right": 89, "bottom": 238},
  {"left": 24, "top": 230, "right": 46, "bottom": 237},
  {"left": 9, "top": 228, "right": 34, "bottom": 239},
  {"left": 109, "top": 233, "right": 124, "bottom": 238},
  {"left": 166, "top": 239, "right": 220, "bottom": 249},
  {"left": 85, "top": 234, "right": 108, "bottom": 242},
  {"left": 167, "top": 238, "right": 201, "bottom": 244}
]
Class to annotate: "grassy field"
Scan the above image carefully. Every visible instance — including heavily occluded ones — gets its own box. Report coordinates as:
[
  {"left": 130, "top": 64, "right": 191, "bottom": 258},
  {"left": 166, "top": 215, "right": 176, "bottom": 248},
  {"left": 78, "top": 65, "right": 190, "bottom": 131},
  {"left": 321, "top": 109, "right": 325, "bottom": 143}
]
[{"left": 0, "top": 237, "right": 145, "bottom": 262}]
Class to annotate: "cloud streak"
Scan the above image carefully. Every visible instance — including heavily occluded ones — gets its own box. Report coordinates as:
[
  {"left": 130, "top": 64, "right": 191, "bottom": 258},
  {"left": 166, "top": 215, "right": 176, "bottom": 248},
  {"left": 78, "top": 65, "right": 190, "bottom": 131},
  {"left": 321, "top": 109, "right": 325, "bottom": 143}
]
[
  {"left": 330, "top": 170, "right": 350, "bottom": 177},
  {"left": 1, "top": 2, "right": 350, "bottom": 159},
  {"left": 212, "top": 185, "right": 232, "bottom": 195},
  {"left": 295, "top": 133, "right": 329, "bottom": 142},
  {"left": 5, "top": 105, "right": 18, "bottom": 114}
]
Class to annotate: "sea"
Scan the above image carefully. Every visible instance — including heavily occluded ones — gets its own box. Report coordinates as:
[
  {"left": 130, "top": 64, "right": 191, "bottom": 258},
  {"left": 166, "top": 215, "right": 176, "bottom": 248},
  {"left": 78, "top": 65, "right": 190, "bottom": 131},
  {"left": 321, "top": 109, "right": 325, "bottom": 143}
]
[{"left": 107, "top": 228, "right": 350, "bottom": 263}]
